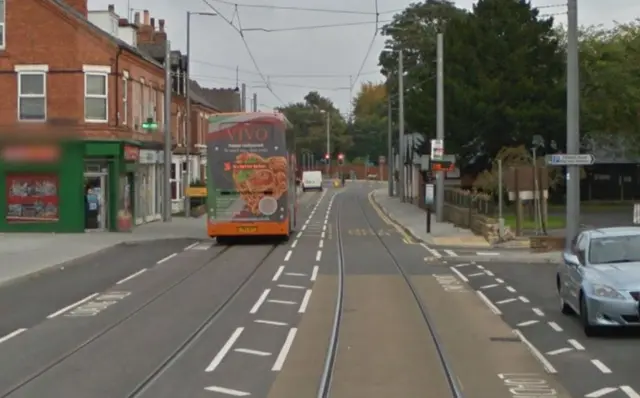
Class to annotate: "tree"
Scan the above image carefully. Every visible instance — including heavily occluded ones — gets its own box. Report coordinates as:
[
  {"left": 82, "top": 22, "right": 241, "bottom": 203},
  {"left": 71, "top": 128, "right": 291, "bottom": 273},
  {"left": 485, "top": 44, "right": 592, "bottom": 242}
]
[
  {"left": 352, "top": 82, "right": 387, "bottom": 119},
  {"left": 277, "top": 91, "right": 352, "bottom": 160},
  {"left": 347, "top": 82, "right": 388, "bottom": 161}
]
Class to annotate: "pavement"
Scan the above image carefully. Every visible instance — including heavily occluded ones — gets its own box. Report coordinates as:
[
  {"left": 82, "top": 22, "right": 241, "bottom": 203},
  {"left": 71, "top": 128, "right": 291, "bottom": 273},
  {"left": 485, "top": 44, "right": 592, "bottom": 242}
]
[{"left": 0, "top": 182, "right": 593, "bottom": 397}]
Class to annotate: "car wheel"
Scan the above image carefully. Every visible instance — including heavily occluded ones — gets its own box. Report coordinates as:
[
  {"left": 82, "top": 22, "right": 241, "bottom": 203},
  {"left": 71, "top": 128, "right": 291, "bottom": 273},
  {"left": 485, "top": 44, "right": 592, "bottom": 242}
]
[
  {"left": 558, "top": 278, "right": 575, "bottom": 315},
  {"left": 580, "top": 293, "right": 598, "bottom": 337}
]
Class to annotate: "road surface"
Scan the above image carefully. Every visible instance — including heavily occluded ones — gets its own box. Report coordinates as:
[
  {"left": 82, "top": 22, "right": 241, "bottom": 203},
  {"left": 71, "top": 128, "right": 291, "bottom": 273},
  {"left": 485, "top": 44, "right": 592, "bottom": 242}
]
[{"left": 0, "top": 186, "right": 583, "bottom": 397}]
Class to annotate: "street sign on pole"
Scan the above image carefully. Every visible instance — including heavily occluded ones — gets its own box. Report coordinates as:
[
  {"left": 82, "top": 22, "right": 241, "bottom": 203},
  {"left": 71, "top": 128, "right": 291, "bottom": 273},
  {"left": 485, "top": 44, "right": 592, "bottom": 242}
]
[
  {"left": 431, "top": 139, "right": 444, "bottom": 161},
  {"left": 545, "top": 154, "right": 595, "bottom": 166},
  {"left": 379, "top": 155, "right": 386, "bottom": 164}
]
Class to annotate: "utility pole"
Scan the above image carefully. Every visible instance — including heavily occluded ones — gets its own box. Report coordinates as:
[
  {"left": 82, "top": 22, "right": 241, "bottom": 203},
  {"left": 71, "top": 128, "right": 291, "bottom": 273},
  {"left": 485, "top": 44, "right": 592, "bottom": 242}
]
[
  {"left": 325, "top": 112, "right": 331, "bottom": 176},
  {"left": 435, "top": 32, "right": 445, "bottom": 222},
  {"left": 398, "top": 49, "right": 405, "bottom": 202},
  {"left": 241, "top": 83, "right": 247, "bottom": 111},
  {"left": 387, "top": 87, "right": 393, "bottom": 196},
  {"left": 566, "top": 0, "right": 580, "bottom": 247},
  {"left": 162, "top": 39, "right": 172, "bottom": 222},
  {"left": 252, "top": 93, "right": 257, "bottom": 112},
  {"left": 184, "top": 11, "right": 192, "bottom": 218}
]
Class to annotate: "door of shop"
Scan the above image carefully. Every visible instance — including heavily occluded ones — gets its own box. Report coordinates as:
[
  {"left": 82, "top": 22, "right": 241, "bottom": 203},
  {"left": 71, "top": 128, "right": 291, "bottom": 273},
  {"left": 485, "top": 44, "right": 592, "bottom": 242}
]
[{"left": 84, "top": 172, "right": 108, "bottom": 231}]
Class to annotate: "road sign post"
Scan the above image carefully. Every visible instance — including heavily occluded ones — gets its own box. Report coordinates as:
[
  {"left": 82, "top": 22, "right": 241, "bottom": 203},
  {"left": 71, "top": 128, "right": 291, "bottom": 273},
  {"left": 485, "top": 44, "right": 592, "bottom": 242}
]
[{"left": 545, "top": 154, "right": 595, "bottom": 166}]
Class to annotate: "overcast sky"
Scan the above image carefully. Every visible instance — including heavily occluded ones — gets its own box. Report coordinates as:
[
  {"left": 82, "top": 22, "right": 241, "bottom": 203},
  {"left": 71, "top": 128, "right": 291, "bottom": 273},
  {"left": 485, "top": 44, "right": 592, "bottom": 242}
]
[{"left": 89, "top": 0, "right": 640, "bottom": 116}]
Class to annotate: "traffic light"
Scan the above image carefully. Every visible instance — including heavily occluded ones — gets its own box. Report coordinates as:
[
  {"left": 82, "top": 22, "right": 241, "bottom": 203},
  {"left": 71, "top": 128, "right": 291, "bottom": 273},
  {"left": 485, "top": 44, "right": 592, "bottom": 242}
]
[
  {"left": 337, "top": 153, "right": 344, "bottom": 165},
  {"left": 325, "top": 153, "right": 330, "bottom": 160}
]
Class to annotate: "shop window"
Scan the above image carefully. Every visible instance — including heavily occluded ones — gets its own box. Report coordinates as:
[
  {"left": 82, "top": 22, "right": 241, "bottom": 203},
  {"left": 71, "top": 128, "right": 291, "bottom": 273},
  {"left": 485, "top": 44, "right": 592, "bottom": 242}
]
[{"left": 6, "top": 173, "right": 59, "bottom": 223}]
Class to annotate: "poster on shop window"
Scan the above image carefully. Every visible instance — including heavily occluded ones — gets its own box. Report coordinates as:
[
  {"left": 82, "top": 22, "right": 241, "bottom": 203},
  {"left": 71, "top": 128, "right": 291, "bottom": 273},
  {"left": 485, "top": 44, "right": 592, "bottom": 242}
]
[{"left": 6, "top": 174, "right": 59, "bottom": 222}]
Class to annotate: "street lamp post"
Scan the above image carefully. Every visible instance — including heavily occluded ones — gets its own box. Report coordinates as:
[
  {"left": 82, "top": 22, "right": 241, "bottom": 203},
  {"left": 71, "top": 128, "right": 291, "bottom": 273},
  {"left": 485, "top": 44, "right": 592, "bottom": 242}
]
[{"left": 185, "top": 11, "right": 217, "bottom": 217}]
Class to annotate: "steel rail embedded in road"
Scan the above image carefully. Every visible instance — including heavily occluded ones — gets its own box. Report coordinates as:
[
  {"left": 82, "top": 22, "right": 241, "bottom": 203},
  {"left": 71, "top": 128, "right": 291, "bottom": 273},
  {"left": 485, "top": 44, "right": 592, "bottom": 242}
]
[
  {"left": 316, "top": 194, "right": 345, "bottom": 398},
  {"left": 0, "top": 243, "right": 278, "bottom": 397},
  {"left": 356, "top": 197, "right": 464, "bottom": 398},
  {"left": 126, "top": 243, "right": 280, "bottom": 397}
]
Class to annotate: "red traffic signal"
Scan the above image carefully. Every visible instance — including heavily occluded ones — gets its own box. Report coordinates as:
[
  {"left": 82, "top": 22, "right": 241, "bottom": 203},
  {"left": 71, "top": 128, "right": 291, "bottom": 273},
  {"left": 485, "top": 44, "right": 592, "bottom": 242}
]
[
  {"left": 324, "top": 153, "right": 329, "bottom": 159},
  {"left": 337, "top": 153, "right": 344, "bottom": 160}
]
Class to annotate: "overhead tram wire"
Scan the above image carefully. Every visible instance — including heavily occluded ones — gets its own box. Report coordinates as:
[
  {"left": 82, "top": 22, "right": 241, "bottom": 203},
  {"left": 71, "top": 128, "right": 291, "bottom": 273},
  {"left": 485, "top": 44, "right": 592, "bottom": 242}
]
[
  {"left": 200, "top": 0, "right": 287, "bottom": 106},
  {"left": 241, "top": 20, "right": 389, "bottom": 33},
  {"left": 206, "top": 0, "right": 403, "bottom": 16},
  {"left": 348, "top": 0, "right": 380, "bottom": 101},
  {"left": 190, "top": 60, "right": 381, "bottom": 78}
]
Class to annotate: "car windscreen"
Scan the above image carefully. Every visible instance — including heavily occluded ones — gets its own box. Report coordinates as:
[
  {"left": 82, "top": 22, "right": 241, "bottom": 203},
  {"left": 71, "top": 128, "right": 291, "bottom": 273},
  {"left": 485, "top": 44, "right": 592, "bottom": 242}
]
[{"left": 589, "top": 234, "right": 640, "bottom": 264}]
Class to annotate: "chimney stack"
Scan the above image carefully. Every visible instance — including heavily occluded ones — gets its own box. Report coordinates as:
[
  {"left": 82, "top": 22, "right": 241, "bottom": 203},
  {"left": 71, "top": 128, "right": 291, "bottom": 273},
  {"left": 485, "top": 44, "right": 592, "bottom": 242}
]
[
  {"left": 159, "top": 19, "right": 165, "bottom": 32},
  {"left": 154, "top": 19, "right": 167, "bottom": 43},
  {"left": 65, "top": 0, "right": 88, "bottom": 18},
  {"left": 150, "top": 18, "right": 155, "bottom": 29},
  {"left": 134, "top": 12, "right": 140, "bottom": 25},
  {"left": 143, "top": 10, "right": 150, "bottom": 25},
  {"left": 107, "top": 4, "right": 114, "bottom": 13}
]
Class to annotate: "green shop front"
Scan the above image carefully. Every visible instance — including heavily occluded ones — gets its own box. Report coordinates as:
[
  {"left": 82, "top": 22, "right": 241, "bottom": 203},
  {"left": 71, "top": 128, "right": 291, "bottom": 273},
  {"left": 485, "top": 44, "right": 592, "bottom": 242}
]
[{"left": 0, "top": 140, "right": 142, "bottom": 233}]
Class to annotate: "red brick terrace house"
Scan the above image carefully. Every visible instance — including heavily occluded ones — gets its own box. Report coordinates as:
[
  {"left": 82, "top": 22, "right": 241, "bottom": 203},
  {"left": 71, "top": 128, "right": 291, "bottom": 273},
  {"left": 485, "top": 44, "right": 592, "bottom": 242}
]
[
  {"left": 0, "top": 0, "right": 167, "bottom": 233},
  {"left": 135, "top": 11, "right": 221, "bottom": 213}
]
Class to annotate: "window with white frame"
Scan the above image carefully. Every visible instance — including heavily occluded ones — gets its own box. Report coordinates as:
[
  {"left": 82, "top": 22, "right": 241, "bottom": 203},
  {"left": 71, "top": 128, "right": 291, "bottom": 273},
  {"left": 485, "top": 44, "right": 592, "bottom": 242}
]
[
  {"left": 133, "top": 80, "right": 141, "bottom": 130},
  {"left": 182, "top": 111, "right": 187, "bottom": 144},
  {"left": 139, "top": 78, "right": 145, "bottom": 125},
  {"left": 0, "top": 0, "right": 5, "bottom": 49},
  {"left": 151, "top": 88, "right": 157, "bottom": 121},
  {"left": 18, "top": 72, "right": 47, "bottom": 121},
  {"left": 158, "top": 92, "right": 164, "bottom": 130},
  {"left": 122, "top": 76, "right": 128, "bottom": 125},
  {"left": 85, "top": 73, "right": 108, "bottom": 121}
]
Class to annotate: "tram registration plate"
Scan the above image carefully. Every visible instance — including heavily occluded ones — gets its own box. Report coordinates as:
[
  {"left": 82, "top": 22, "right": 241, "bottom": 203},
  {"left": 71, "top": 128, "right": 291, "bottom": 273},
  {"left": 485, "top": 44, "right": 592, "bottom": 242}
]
[{"left": 237, "top": 226, "right": 257, "bottom": 233}]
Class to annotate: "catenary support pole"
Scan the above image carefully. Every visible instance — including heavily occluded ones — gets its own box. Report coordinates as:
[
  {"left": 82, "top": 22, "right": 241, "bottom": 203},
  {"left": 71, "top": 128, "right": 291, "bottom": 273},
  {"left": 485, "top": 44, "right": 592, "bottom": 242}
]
[
  {"left": 252, "top": 93, "right": 257, "bottom": 112},
  {"left": 241, "top": 83, "right": 246, "bottom": 111},
  {"left": 398, "top": 49, "right": 405, "bottom": 202},
  {"left": 163, "top": 39, "right": 172, "bottom": 222},
  {"left": 387, "top": 88, "right": 394, "bottom": 196},
  {"left": 435, "top": 32, "right": 445, "bottom": 222},
  {"left": 184, "top": 11, "right": 192, "bottom": 218},
  {"left": 566, "top": 0, "right": 580, "bottom": 247}
]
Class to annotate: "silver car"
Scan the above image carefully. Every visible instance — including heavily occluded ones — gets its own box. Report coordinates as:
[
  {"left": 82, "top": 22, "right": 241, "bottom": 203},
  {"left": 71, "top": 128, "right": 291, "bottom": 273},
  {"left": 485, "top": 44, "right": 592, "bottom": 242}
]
[{"left": 557, "top": 227, "right": 640, "bottom": 336}]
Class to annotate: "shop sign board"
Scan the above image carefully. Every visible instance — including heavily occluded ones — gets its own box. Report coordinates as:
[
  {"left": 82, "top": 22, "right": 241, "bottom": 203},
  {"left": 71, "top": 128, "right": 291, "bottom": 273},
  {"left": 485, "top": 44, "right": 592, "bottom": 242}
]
[
  {"left": 124, "top": 145, "right": 139, "bottom": 161},
  {"left": 139, "top": 150, "right": 158, "bottom": 164}
]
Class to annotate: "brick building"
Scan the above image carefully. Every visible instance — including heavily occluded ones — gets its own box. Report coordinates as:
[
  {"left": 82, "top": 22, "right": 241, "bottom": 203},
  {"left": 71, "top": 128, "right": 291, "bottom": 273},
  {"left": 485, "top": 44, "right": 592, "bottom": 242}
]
[
  {"left": 0, "top": 0, "right": 167, "bottom": 232},
  {"left": 134, "top": 10, "right": 220, "bottom": 213}
]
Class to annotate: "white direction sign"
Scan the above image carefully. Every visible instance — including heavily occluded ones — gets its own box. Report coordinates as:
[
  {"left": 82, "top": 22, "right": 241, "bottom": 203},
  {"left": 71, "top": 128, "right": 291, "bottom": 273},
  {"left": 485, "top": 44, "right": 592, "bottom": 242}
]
[
  {"left": 545, "top": 153, "right": 595, "bottom": 166},
  {"left": 431, "top": 139, "right": 444, "bottom": 161}
]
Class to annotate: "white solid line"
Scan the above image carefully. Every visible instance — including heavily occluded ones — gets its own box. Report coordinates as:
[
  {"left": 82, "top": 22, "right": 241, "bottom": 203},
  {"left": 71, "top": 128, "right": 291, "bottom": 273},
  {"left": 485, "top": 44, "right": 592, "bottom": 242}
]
[
  {"left": 421, "top": 244, "right": 442, "bottom": 257},
  {"left": 316, "top": 250, "right": 322, "bottom": 261},
  {"left": 184, "top": 242, "right": 199, "bottom": 250},
  {"left": 477, "top": 291, "right": 502, "bottom": 315},
  {"left": 116, "top": 268, "right": 147, "bottom": 285},
  {"left": 532, "top": 307, "right": 545, "bottom": 316},
  {"left": 157, "top": 253, "right": 177, "bottom": 264},
  {"left": 480, "top": 283, "right": 499, "bottom": 290},
  {"left": 278, "top": 284, "right": 306, "bottom": 290},
  {"left": 548, "top": 321, "right": 563, "bottom": 332},
  {"left": 477, "top": 251, "right": 500, "bottom": 256},
  {"left": 250, "top": 289, "right": 270, "bottom": 314},
  {"left": 206, "top": 327, "right": 244, "bottom": 372},
  {"left": 204, "top": 386, "right": 250, "bottom": 396},
  {"left": 506, "top": 286, "right": 517, "bottom": 293},
  {"left": 272, "top": 266, "right": 285, "bottom": 281},
  {"left": 285, "top": 272, "right": 306, "bottom": 277},
  {"left": 319, "top": 239, "right": 324, "bottom": 248},
  {"left": 495, "top": 278, "right": 504, "bottom": 284},
  {"left": 298, "top": 289, "right": 312, "bottom": 313},
  {"left": 272, "top": 328, "right": 298, "bottom": 371},
  {"left": 568, "top": 339, "right": 585, "bottom": 350},
  {"left": 546, "top": 347, "right": 572, "bottom": 356},
  {"left": 254, "top": 319, "right": 288, "bottom": 326},
  {"left": 513, "top": 329, "right": 557, "bottom": 374},
  {"left": 585, "top": 387, "right": 618, "bottom": 398},
  {"left": 496, "top": 298, "right": 517, "bottom": 305},
  {"left": 591, "top": 359, "right": 612, "bottom": 374},
  {"left": 620, "top": 386, "right": 640, "bottom": 398},
  {"left": 46, "top": 293, "right": 99, "bottom": 319},
  {"left": 518, "top": 296, "right": 530, "bottom": 303},
  {"left": 468, "top": 272, "right": 485, "bottom": 277},
  {"left": 485, "top": 270, "right": 495, "bottom": 276},
  {"left": 284, "top": 250, "right": 292, "bottom": 262},
  {"left": 310, "top": 266, "right": 319, "bottom": 281},
  {"left": 234, "top": 348, "right": 271, "bottom": 356},
  {"left": 0, "top": 328, "right": 27, "bottom": 344},
  {"left": 291, "top": 240, "right": 298, "bottom": 248},
  {"left": 268, "top": 299, "right": 297, "bottom": 305},
  {"left": 517, "top": 320, "right": 539, "bottom": 327},
  {"left": 450, "top": 267, "right": 469, "bottom": 282},
  {"left": 296, "top": 232, "right": 303, "bottom": 239},
  {"left": 444, "top": 249, "right": 457, "bottom": 256}
]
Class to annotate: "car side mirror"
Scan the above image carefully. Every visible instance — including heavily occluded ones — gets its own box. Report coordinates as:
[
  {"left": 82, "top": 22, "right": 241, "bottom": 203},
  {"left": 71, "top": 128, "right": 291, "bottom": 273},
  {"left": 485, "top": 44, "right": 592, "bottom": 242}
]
[{"left": 563, "top": 252, "right": 581, "bottom": 267}]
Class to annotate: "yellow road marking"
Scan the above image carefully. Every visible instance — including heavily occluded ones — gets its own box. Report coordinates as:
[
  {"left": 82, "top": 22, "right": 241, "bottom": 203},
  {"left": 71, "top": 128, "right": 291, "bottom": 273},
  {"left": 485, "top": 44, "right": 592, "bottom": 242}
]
[{"left": 367, "top": 191, "right": 414, "bottom": 243}]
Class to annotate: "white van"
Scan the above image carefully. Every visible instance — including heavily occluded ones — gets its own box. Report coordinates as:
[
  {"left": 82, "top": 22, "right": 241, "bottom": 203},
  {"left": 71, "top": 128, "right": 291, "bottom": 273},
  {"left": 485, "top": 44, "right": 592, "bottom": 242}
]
[{"left": 301, "top": 171, "right": 323, "bottom": 192}]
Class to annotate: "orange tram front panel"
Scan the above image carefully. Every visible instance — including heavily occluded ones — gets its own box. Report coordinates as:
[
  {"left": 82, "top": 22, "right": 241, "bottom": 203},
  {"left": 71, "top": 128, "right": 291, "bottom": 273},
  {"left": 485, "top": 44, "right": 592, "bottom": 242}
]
[{"left": 207, "top": 218, "right": 290, "bottom": 238}]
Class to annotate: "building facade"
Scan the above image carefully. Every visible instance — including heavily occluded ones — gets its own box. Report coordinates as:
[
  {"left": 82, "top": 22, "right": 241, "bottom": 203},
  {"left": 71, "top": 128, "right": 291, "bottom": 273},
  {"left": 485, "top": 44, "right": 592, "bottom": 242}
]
[{"left": 0, "top": 0, "right": 166, "bottom": 232}]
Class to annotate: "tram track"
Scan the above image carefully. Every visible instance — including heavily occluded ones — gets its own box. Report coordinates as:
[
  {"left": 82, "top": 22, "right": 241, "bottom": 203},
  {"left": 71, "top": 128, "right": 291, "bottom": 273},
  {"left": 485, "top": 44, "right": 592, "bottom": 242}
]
[
  {"left": 315, "top": 192, "right": 464, "bottom": 398},
  {"left": 0, "top": 242, "right": 281, "bottom": 397}
]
